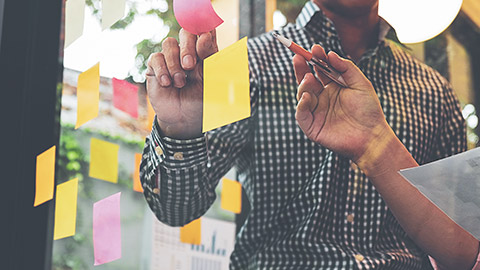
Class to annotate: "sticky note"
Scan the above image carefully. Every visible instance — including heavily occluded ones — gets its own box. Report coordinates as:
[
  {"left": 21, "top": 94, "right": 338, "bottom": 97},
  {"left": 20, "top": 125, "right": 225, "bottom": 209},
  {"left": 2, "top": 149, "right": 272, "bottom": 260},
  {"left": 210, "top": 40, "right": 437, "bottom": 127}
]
[
  {"left": 145, "top": 96, "right": 156, "bottom": 130},
  {"left": 212, "top": 0, "right": 239, "bottom": 50},
  {"left": 173, "top": 0, "right": 224, "bottom": 35},
  {"left": 180, "top": 218, "right": 201, "bottom": 245},
  {"left": 89, "top": 138, "right": 119, "bottom": 183},
  {"left": 203, "top": 37, "right": 250, "bottom": 132},
  {"left": 76, "top": 63, "right": 100, "bottom": 129},
  {"left": 34, "top": 146, "right": 56, "bottom": 207},
  {"left": 101, "top": 0, "right": 126, "bottom": 30},
  {"left": 133, "top": 153, "right": 143, "bottom": 193},
  {"left": 54, "top": 178, "right": 79, "bottom": 240},
  {"left": 221, "top": 178, "right": 242, "bottom": 214},
  {"left": 93, "top": 192, "right": 122, "bottom": 265},
  {"left": 65, "top": 0, "right": 85, "bottom": 48},
  {"left": 112, "top": 78, "right": 139, "bottom": 118}
]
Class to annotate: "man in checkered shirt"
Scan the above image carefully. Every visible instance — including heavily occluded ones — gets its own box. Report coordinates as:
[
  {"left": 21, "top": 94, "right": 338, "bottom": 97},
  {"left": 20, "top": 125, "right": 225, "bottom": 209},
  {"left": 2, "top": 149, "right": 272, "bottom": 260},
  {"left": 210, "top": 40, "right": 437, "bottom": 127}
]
[{"left": 141, "top": 0, "right": 480, "bottom": 269}]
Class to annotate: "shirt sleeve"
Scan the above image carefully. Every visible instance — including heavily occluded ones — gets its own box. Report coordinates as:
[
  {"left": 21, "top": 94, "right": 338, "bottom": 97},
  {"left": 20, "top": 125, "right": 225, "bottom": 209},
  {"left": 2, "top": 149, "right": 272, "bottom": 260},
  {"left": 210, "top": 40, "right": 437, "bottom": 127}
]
[
  {"left": 429, "top": 82, "right": 467, "bottom": 161},
  {"left": 139, "top": 40, "right": 261, "bottom": 227},
  {"left": 139, "top": 115, "right": 254, "bottom": 227}
]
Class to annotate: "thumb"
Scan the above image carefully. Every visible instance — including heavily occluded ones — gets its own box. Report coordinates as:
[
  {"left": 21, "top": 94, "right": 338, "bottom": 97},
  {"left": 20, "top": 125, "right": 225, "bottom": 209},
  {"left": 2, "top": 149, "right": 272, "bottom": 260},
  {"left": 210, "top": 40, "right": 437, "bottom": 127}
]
[{"left": 327, "top": 51, "right": 371, "bottom": 89}]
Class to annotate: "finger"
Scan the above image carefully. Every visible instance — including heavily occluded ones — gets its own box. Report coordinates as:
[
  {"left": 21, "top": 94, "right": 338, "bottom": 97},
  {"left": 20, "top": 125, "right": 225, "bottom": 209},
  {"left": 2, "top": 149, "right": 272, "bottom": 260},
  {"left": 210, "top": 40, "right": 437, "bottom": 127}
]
[
  {"left": 179, "top": 28, "right": 198, "bottom": 70},
  {"left": 293, "top": 54, "right": 311, "bottom": 85},
  {"left": 197, "top": 29, "right": 219, "bottom": 60},
  {"left": 162, "top": 37, "right": 186, "bottom": 88},
  {"left": 295, "top": 91, "right": 314, "bottom": 132},
  {"left": 311, "top": 45, "right": 331, "bottom": 85},
  {"left": 297, "top": 72, "right": 323, "bottom": 101},
  {"left": 297, "top": 73, "right": 320, "bottom": 109},
  {"left": 146, "top": 52, "right": 171, "bottom": 87},
  {"left": 327, "top": 51, "right": 371, "bottom": 89}
]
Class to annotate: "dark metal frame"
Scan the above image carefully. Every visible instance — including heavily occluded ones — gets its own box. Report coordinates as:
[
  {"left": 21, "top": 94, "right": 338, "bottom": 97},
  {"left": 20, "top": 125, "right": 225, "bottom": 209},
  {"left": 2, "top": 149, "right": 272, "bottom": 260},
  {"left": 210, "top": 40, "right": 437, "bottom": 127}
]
[{"left": 0, "top": 0, "right": 63, "bottom": 268}]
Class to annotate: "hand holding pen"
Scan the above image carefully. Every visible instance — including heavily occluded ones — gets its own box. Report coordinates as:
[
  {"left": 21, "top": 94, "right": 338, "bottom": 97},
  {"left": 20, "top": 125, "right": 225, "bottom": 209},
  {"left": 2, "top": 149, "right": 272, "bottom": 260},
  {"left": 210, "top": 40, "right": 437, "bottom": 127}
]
[
  {"left": 273, "top": 33, "right": 347, "bottom": 88},
  {"left": 291, "top": 42, "right": 391, "bottom": 164}
]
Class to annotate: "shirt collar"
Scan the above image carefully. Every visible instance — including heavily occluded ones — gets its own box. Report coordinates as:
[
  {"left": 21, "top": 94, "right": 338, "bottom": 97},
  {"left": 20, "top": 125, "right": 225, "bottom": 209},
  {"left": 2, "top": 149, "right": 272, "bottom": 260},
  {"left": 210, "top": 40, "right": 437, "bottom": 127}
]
[{"left": 295, "top": 1, "right": 401, "bottom": 43}]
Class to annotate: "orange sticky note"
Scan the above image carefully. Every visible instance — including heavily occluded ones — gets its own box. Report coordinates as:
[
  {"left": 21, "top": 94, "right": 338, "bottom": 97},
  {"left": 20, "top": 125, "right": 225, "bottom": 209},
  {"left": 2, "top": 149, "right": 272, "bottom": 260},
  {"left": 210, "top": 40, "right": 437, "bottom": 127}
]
[
  {"left": 221, "top": 178, "right": 242, "bottom": 214},
  {"left": 76, "top": 62, "right": 100, "bottom": 129},
  {"left": 133, "top": 153, "right": 143, "bottom": 192},
  {"left": 180, "top": 218, "right": 201, "bottom": 245},
  {"left": 34, "top": 146, "right": 56, "bottom": 207},
  {"left": 89, "top": 138, "right": 119, "bottom": 183},
  {"left": 203, "top": 37, "right": 250, "bottom": 132},
  {"left": 54, "top": 178, "right": 79, "bottom": 240}
]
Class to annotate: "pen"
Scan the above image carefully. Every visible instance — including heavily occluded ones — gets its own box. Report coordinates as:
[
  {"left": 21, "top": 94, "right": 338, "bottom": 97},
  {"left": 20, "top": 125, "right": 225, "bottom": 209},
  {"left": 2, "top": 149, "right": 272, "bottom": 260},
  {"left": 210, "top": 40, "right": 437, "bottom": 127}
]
[{"left": 272, "top": 33, "right": 348, "bottom": 88}]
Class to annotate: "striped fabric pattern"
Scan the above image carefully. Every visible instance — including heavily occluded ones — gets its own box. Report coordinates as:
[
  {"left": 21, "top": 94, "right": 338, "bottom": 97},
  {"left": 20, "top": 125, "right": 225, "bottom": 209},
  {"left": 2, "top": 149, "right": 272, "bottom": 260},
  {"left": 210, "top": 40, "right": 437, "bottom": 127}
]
[{"left": 140, "top": 2, "right": 466, "bottom": 269}]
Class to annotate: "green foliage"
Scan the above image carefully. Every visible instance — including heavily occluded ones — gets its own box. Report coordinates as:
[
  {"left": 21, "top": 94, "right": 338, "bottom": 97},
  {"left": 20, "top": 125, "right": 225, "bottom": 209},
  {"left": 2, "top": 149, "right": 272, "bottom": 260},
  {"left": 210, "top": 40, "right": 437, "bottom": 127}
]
[{"left": 277, "top": 0, "right": 308, "bottom": 22}]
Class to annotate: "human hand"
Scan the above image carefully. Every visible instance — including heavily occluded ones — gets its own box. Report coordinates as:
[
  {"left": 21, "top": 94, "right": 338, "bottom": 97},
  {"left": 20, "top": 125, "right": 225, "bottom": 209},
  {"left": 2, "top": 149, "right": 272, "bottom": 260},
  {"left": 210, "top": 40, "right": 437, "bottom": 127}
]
[
  {"left": 146, "top": 28, "right": 218, "bottom": 139},
  {"left": 293, "top": 45, "right": 394, "bottom": 164}
]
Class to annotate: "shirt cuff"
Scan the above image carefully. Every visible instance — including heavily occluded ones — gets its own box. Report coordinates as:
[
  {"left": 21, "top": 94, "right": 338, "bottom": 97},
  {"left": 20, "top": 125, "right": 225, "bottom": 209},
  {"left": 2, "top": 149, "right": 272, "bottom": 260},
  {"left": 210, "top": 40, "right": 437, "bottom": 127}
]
[{"left": 150, "top": 117, "right": 208, "bottom": 169}]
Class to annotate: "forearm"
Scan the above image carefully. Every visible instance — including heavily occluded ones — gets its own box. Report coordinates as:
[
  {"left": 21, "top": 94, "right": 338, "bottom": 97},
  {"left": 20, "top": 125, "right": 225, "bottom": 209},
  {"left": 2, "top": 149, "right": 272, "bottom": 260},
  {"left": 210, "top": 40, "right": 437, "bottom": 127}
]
[
  {"left": 357, "top": 128, "right": 479, "bottom": 269},
  {"left": 140, "top": 117, "right": 253, "bottom": 226}
]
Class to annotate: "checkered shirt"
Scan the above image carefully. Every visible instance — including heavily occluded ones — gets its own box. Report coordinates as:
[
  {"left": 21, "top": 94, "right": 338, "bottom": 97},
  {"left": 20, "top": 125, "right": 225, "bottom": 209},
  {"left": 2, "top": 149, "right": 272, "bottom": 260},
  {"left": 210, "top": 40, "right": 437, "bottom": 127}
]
[{"left": 140, "top": 2, "right": 466, "bottom": 269}]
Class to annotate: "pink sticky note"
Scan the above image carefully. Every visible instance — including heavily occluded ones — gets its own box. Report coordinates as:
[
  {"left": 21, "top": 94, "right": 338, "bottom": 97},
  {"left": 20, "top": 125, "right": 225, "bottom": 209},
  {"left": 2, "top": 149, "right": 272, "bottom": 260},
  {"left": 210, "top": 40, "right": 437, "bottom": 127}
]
[
  {"left": 112, "top": 78, "right": 139, "bottom": 118},
  {"left": 173, "top": 0, "right": 224, "bottom": 35},
  {"left": 93, "top": 192, "right": 121, "bottom": 266}
]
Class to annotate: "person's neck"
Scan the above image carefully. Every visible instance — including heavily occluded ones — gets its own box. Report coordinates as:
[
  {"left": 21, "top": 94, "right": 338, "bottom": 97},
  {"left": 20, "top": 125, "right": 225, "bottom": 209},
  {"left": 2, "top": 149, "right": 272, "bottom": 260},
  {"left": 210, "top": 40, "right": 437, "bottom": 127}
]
[{"left": 315, "top": 1, "right": 380, "bottom": 62}]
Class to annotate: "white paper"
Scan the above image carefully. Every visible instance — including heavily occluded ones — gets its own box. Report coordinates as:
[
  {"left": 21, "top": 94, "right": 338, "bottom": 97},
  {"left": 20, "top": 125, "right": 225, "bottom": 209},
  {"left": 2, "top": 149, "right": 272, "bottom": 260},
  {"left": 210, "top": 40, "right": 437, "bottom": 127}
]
[
  {"left": 399, "top": 147, "right": 480, "bottom": 240},
  {"left": 150, "top": 215, "right": 236, "bottom": 270}
]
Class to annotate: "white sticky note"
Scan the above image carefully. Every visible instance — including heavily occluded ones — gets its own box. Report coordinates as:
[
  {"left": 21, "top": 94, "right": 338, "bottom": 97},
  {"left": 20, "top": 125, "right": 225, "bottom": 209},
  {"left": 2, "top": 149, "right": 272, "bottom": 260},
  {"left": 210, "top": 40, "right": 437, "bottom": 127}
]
[
  {"left": 65, "top": 0, "right": 85, "bottom": 48},
  {"left": 102, "top": 0, "right": 126, "bottom": 30}
]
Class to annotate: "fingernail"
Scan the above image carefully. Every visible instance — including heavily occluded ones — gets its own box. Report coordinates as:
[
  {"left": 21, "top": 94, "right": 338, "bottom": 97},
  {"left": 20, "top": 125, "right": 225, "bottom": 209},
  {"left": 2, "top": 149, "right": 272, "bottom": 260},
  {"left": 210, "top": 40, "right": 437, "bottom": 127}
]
[
  {"left": 173, "top": 73, "right": 186, "bottom": 88},
  {"left": 160, "top": 75, "right": 170, "bottom": 86},
  {"left": 183, "top": 55, "right": 194, "bottom": 69}
]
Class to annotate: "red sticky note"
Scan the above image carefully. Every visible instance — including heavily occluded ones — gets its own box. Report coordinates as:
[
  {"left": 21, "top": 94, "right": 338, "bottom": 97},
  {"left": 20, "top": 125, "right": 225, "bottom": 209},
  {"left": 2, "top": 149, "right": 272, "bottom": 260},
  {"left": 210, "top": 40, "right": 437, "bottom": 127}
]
[
  {"left": 173, "top": 0, "right": 224, "bottom": 35},
  {"left": 93, "top": 192, "right": 122, "bottom": 266},
  {"left": 133, "top": 153, "right": 143, "bottom": 193},
  {"left": 34, "top": 146, "right": 56, "bottom": 207},
  {"left": 112, "top": 78, "right": 139, "bottom": 118}
]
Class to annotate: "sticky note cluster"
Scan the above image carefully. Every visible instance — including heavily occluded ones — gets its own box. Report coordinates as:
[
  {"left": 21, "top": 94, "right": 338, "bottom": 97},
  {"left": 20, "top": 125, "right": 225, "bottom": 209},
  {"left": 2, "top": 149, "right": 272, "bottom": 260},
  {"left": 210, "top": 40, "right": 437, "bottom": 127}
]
[{"left": 64, "top": 0, "right": 126, "bottom": 48}]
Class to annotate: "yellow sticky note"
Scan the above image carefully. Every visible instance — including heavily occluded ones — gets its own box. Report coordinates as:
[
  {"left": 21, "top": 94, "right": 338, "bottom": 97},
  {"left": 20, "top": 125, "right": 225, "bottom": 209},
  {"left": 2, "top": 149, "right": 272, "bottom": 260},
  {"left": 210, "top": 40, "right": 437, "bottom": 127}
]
[
  {"left": 34, "top": 146, "right": 56, "bottom": 207},
  {"left": 203, "top": 37, "right": 250, "bottom": 132},
  {"left": 221, "top": 178, "right": 242, "bottom": 214},
  {"left": 146, "top": 96, "right": 156, "bottom": 131},
  {"left": 65, "top": 0, "right": 85, "bottom": 48},
  {"left": 101, "top": 0, "right": 126, "bottom": 30},
  {"left": 54, "top": 178, "right": 79, "bottom": 240},
  {"left": 133, "top": 153, "right": 143, "bottom": 193},
  {"left": 180, "top": 218, "right": 201, "bottom": 245},
  {"left": 76, "top": 63, "right": 100, "bottom": 129},
  {"left": 89, "top": 138, "right": 119, "bottom": 183}
]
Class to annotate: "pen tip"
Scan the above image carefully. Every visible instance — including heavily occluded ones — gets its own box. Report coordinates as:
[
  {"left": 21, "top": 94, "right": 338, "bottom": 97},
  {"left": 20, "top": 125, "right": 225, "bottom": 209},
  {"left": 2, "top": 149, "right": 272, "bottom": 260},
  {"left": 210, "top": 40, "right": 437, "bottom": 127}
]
[{"left": 272, "top": 32, "right": 279, "bottom": 39}]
